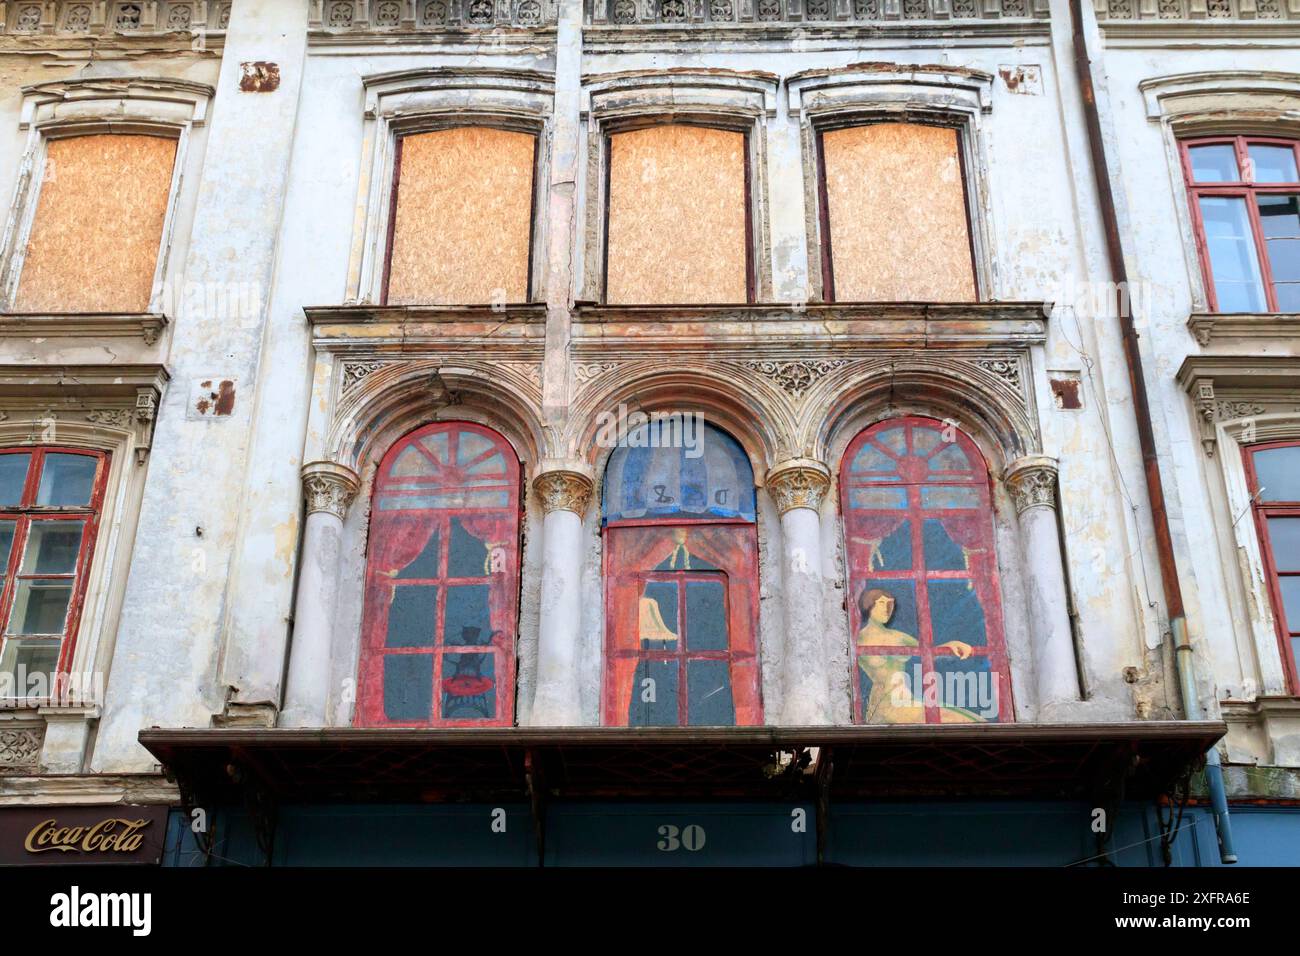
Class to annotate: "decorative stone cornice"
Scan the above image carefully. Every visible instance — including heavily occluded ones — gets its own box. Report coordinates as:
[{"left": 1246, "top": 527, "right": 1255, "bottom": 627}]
[
  {"left": 766, "top": 458, "right": 831, "bottom": 514},
  {"left": 533, "top": 468, "right": 595, "bottom": 518},
  {"left": 1003, "top": 455, "right": 1059, "bottom": 514},
  {"left": 301, "top": 460, "right": 360, "bottom": 519}
]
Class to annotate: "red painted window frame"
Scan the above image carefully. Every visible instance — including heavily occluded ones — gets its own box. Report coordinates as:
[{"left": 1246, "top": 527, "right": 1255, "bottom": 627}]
[
  {"left": 1243, "top": 440, "right": 1300, "bottom": 694},
  {"left": 355, "top": 421, "right": 523, "bottom": 728},
  {"left": 0, "top": 447, "right": 110, "bottom": 693},
  {"left": 839, "top": 416, "right": 1013, "bottom": 723},
  {"left": 601, "top": 515, "right": 763, "bottom": 726},
  {"left": 1179, "top": 134, "right": 1300, "bottom": 313}
]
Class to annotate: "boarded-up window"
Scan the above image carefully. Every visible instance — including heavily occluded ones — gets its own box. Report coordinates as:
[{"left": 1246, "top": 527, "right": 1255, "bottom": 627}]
[
  {"left": 821, "top": 123, "right": 976, "bottom": 302},
  {"left": 385, "top": 127, "right": 535, "bottom": 305},
  {"left": 15, "top": 134, "right": 177, "bottom": 313},
  {"left": 606, "top": 125, "right": 749, "bottom": 305}
]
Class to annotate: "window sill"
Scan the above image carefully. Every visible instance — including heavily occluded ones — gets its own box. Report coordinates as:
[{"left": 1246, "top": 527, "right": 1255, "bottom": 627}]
[
  {"left": 0, "top": 312, "right": 167, "bottom": 346},
  {"left": 1221, "top": 696, "right": 1300, "bottom": 768},
  {"left": 1188, "top": 311, "right": 1299, "bottom": 348}
]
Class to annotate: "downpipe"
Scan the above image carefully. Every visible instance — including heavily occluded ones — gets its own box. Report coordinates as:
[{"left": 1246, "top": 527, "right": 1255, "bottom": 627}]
[{"left": 1068, "top": 0, "right": 1236, "bottom": 863}]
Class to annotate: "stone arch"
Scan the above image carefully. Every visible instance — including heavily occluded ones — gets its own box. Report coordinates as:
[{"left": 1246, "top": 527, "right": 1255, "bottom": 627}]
[
  {"left": 567, "top": 361, "right": 789, "bottom": 485},
  {"left": 326, "top": 360, "right": 549, "bottom": 482},
  {"left": 811, "top": 359, "right": 1039, "bottom": 478}
]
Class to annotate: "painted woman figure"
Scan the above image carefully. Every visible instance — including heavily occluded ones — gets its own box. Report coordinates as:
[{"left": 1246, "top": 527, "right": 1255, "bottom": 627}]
[{"left": 856, "top": 587, "right": 983, "bottom": 723}]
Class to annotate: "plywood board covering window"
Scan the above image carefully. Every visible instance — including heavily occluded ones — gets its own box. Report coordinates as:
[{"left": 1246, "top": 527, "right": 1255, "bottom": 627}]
[
  {"left": 386, "top": 127, "right": 536, "bottom": 305},
  {"left": 15, "top": 134, "right": 177, "bottom": 313},
  {"left": 606, "top": 125, "right": 748, "bottom": 304},
  {"left": 822, "top": 123, "right": 976, "bottom": 302}
]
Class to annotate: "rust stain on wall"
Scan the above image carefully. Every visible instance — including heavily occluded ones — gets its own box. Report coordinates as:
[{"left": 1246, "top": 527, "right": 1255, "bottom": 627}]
[
  {"left": 239, "top": 62, "right": 280, "bottom": 92},
  {"left": 15, "top": 134, "right": 177, "bottom": 314},
  {"left": 1051, "top": 378, "right": 1083, "bottom": 410}
]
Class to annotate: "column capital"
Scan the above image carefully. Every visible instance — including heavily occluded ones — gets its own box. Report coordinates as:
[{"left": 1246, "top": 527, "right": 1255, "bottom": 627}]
[
  {"left": 533, "top": 464, "right": 595, "bottom": 517},
  {"left": 301, "top": 460, "right": 360, "bottom": 519},
  {"left": 1003, "top": 455, "right": 1059, "bottom": 514},
  {"left": 766, "top": 458, "right": 831, "bottom": 514}
]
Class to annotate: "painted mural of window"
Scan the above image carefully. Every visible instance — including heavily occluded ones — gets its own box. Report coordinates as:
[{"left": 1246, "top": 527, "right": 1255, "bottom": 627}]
[
  {"left": 0, "top": 448, "right": 109, "bottom": 696},
  {"left": 356, "top": 422, "right": 521, "bottom": 727},
  {"left": 817, "top": 122, "right": 977, "bottom": 302},
  {"left": 602, "top": 421, "right": 761, "bottom": 725},
  {"left": 1181, "top": 136, "right": 1300, "bottom": 313},
  {"left": 1244, "top": 441, "right": 1300, "bottom": 693},
  {"left": 840, "top": 417, "right": 1011, "bottom": 723}
]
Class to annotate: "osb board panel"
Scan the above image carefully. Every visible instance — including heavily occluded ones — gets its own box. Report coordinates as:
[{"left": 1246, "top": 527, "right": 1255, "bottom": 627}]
[
  {"left": 386, "top": 127, "right": 535, "bottom": 306},
  {"left": 823, "top": 123, "right": 976, "bottom": 303},
  {"left": 606, "top": 126, "right": 748, "bottom": 305},
  {"left": 15, "top": 134, "right": 177, "bottom": 314}
]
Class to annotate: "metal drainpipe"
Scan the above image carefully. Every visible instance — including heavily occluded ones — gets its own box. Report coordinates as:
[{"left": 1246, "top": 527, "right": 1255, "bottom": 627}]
[{"left": 1067, "top": 0, "right": 1236, "bottom": 864}]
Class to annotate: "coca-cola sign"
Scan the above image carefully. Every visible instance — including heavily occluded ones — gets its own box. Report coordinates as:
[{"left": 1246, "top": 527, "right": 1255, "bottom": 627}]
[{"left": 1, "top": 806, "right": 168, "bottom": 865}]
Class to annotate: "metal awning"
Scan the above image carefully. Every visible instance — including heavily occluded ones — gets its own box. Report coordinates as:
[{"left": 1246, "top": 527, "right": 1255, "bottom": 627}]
[{"left": 140, "top": 722, "right": 1225, "bottom": 804}]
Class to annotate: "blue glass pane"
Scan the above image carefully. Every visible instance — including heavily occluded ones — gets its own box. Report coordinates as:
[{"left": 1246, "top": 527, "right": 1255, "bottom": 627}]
[
  {"left": 927, "top": 579, "right": 988, "bottom": 647},
  {"left": 1200, "top": 196, "right": 1267, "bottom": 311},
  {"left": 873, "top": 521, "right": 912, "bottom": 571},
  {"left": 933, "top": 655, "right": 1000, "bottom": 721},
  {"left": 1189, "top": 144, "right": 1238, "bottom": 182},
  {"left": 384, "top": 654, "right": 433, "bottom": 721},
  {"left": 603, "top": 423, "right": 755, "bottom": 522},
  {"left": 456, "top": 430, "right": 496, "bottom": 465},
  {"left": 1248, "top": 144, "right": 1298, "bottom": 182},
  {"left": 849, "top": 487, "right": 907, "bottom": 509},
  {"left": 687, "top": 660, "right": 735, "bottom": 726},
  {"left": 877, "top": 428, "right": 907, "bottom": 455},
  {"left": 912, "top": 427, "right": 942, "bottom": 456},
  {"left": 685, "top": 579, "right": 727, "bottom": 651},
  {"left": 447, "top": 519, "right": 488, "bottom": 578},
  {"left": 850, "top": 444, "right": 897, "bottom": 474},
  {"left": 921, "top": 486, "right": 981, "bottom": 509},
  {"left": 440, "top": 652, "right": 495, "bottom": 720},
  {"left": 923, "top": 518, "right": 966, "bottom": 570},
  {"left": 1254, "top": 446, "right": 1300, "bottom": 502},
  {"left": 628, "top": 660, "right": 679, "bottom": 726},
  {"left": 929, "top": 443, "right": 972, "bottom": 472},
  {"left": 1281, "top": 577, "right": 1300, "bottom": 633},
  {"left": 37, "top": 454, "right": 97, "bottom": 506},
  {"left": 444, "top": 584, "right": 491, "bottom": 646},
  {"left": 1267, "top": 517, "right": 1300, "bottom": 571},
  {"left": 395, "top": 530, "right": 440, "bottom": 579},
  {"left": 386, "top": 585, "right": 437, "bottom": 648},
  {"left": 0, "top": 454, "right": 30, "bottom": 507}
]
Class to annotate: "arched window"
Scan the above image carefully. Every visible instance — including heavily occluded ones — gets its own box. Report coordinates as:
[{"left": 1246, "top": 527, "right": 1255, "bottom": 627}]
[
  {"left": 356, "top": 422, "right": 521, "bottom": 727},
  {"left": 601, "top": 420, "right": 761, "bottom": 726},
  {"left": 840, "top": 417, "right": 1010, "bottom": 724}
]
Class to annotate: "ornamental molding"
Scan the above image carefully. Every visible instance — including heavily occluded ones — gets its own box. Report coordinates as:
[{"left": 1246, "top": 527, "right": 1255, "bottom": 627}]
[
  {"left": 766, "top": 458, "right": 831, "bottom": 514},
  {"left": 0, "top": 313, "right": 167, "bottom": 345},
  {"left": 0, "top": 725, "right": 42, "bottom": 769},
  {"left": 590, "top": 0, "right": 1047, "bottom": 26},
  {"left": 498, "top": 362, "right": 542, "bottom": 388},
  {"left": 971, "top": 357, "right": 1023, "bottom": 396},
  {"left": 2, "top": 2, "right": 230, "bottom": 44},
  {"left": 1139, "top": 71, "right": 1300, "bottom": 124},
  {"left": 742, "top": 359, "right": 848, "bottom": 399},
  {"left": 1188, "top": 312, "right": 1300, "bottom": 347},
  {"left": 1177, "top": 356, "right": 1300, "bottom": 456},
  {"left": 1102, "top": 0, "right": 1298, "bottom": 23},
  {"left": 19, "top": 75, "right": 214, "bottom": 130},
  {"left": 341, "top": 360, "right": 390, "bottom": 394},
  {"left": 1003, "top": 455, "right": 1058, "bottom": 514},
  {"left": 301, "top": 460, "right": 360, "bottom": 519},
  {"left": 312, "top": 0, "right": 559, "bottom": 34},
  {"left": 787, "top": 63, "right": 995, "bottom": 117},
  {"left": 532, "top": 468, "right": 595, "bottom": 517},
  {"left": 573, "top": 362, "right": 621, "bottom": 386}
]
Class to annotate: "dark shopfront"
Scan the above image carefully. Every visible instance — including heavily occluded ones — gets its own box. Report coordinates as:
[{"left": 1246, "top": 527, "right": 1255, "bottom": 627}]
[{"left": 136, "top": 722, "right": 1270, "bottom": 867}]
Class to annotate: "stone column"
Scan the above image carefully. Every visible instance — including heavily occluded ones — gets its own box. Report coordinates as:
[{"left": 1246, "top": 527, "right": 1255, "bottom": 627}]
[
  {"left": 281, "top": 461, "right": 359, "bottom": 727},
  {"left": 528, "top": 464, "right": 594, "bottom": 726},
  {"left": 1004, "top": 456, "right": 1081, "bottom": 713},
  {"left": 768, "top": 459, "right": 832, "bottom": 725}
]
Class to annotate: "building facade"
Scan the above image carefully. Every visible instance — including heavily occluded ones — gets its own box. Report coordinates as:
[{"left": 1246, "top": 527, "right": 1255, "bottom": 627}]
[{"left": 0, "top": 0, "right": 1297, "bottom": 867}]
